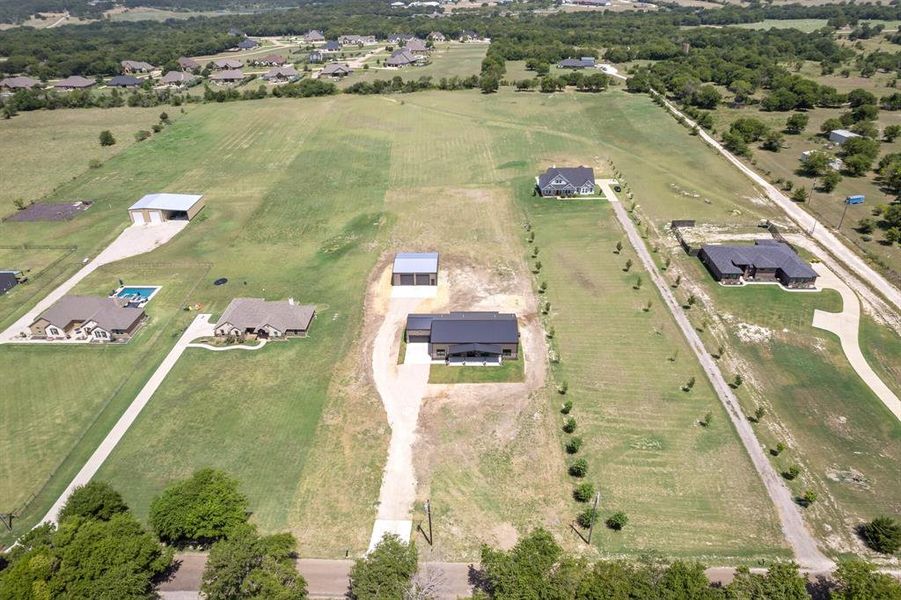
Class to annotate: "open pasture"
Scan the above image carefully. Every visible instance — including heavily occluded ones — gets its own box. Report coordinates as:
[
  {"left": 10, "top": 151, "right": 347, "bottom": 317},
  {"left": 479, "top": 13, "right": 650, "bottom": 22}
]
[{"left": 338, "top": 43, "right": 487, "bottom": 88}]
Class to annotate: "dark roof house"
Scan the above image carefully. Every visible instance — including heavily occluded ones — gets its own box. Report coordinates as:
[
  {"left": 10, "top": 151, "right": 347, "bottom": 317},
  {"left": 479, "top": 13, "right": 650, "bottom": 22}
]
[
  {"left": 536, "top": 166, "right": 596, "bottom": 197},
  {"left": 0, "top": 271, "right": 19, "bottom": 295},
  {"left": 406, "top": 312, "right": 519, "bottom": 361},
  {"left": 558, "top": 57, "right": 596, "bottom": 69},
  {"left": 698, "top": 240, "right": 817, "bottom": 288},
  {"left": 323, "top": 40, "right": 342, "bottom": 52},
  {"left": 237, "top": 38, "right": 259, "bottom": 50},
  {"left": 108, "top": 75, "right": 143, "bottom": 88}
]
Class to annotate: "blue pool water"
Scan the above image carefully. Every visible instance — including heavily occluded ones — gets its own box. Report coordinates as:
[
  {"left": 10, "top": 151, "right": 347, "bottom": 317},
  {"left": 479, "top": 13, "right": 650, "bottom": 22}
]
[{"left": 116, "top": 286, "right": 158, "bottom": 302}]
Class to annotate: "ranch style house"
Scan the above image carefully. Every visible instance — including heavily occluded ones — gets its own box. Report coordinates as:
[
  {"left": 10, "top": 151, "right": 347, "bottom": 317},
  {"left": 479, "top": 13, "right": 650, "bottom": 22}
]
[
  {"left": 215, "top": 298, "right": 316, "bottom": 339},
  {"left": 698, "top": 240, "right": 818, "bottom": 288},
  {"left": 29, "top": 295, "right": 145, "bottom": 342},
  {"left": 536, "top": 166, "right": 596, "bottom": 197},
  {"left": 405, "top": 311, "right": 519, "bottom": 362}
]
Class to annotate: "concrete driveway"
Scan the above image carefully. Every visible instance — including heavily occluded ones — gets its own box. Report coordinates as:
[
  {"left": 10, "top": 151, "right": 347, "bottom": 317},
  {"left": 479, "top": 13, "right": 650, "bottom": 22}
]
[
  {"left": 1, "top": 222, "right": 187, "bottom": 342},
  {"left": 369, "top": 297, "right": 430, "bottom": 551},
  {"left": 812, "top": 263, "right": 900, "bottom": 420},
  {"left": 40, "top": 313, "right": 213, "bottom": 525}
]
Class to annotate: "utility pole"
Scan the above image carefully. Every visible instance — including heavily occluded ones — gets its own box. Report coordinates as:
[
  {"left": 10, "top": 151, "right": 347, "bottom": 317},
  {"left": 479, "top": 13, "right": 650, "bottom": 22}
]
[
  {"left": 587, "top": 492, "right": 600, "bottom": 545},
  {"left": 425, "top": 499, "right": 433, "bottom": 546},
  {"left": 837, "top": 199, "right": 851, "bottom": 230},
  {"left": 0, "top": 513, "right": 13, "bottom": 532}
]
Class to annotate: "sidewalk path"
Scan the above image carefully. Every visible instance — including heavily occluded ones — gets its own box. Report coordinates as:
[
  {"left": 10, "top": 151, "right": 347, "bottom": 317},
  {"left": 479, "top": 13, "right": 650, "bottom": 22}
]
[
  {"left": 649, "top": 91, "right": 901, "bottom": 313},
  {"left": 368, "top": 297, "right": 430, "bottom": 551},
  {"left": 39, "top": 314, "right": 214, "bottom": 525},
  {"left": 811, "top": 263, "right": 901, "bottom": 420},
  {"left": 599, "top": 180, "right": 834, "bottom": 571},
  {"left": 1, "top": 222, "right": 187, "bottom": 342}
]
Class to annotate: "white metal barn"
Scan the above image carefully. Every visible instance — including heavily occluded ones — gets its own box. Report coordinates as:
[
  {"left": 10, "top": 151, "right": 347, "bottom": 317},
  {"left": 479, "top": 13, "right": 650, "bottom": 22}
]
[{"left": 128, "top": 193, "right": 205, "bottom": 225}]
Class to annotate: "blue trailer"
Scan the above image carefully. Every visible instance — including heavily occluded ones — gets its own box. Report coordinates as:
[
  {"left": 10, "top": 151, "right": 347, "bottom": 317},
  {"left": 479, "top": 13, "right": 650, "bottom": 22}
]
[{"left": 846, "top": 194, "right": 865, "bottom": 205}]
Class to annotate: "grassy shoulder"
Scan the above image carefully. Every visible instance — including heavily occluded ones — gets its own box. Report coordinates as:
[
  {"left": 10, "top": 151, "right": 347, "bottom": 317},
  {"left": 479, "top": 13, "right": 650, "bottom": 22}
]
[{"left": 428, "top": 356, "right": 524, "bottom": 384}]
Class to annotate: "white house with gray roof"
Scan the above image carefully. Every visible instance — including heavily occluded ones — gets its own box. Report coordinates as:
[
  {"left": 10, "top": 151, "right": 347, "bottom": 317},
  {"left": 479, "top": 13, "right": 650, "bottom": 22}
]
[
  {"left": 536, "top": 166, "right": 596, "bottom": 197},
  {"left": 215, "top": 298, "right": 316, "bottom": 339}
]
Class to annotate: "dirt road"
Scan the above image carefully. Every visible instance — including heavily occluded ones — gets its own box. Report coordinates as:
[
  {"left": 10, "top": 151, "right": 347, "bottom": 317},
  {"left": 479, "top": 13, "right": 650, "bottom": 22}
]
[
  {"left": 650, "top": 92, "right": 901, "bottom": 313},
  {"left": 599, "top": 180, "right": 834, "bottom": 571}
]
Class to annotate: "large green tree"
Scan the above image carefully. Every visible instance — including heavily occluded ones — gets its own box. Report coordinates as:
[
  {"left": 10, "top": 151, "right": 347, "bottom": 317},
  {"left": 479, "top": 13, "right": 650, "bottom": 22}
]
[
  {"left": 349, "top": 534, "right": 418, "bottom": 600},
  {"left": 726, "top": 562, "right": 808, "bottom": 600},
  {"left": 830, "top": 559, "right": 901, "bottom": 600},
  {"left": 58, "top": 481, "right": 128, "bottom": 523}
]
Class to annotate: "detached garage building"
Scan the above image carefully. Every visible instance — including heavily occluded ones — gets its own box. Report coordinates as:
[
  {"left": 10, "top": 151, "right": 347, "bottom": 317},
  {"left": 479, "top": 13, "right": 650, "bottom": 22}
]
[
  {"left": 392, "top": 252, "right": 438, "bottom": 286},
  {"left": 128, "top": 193, "right": 205, "bottom": 225}
]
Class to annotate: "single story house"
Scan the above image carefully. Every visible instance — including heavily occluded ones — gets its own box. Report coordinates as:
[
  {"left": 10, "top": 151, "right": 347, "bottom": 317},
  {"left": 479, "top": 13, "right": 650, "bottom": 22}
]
[
  {"left": 54, "top": 76, "right": 95, "bottom": 90},
  {"left": 213, "top": 59, "right": 244, "bottom": 70},
  {"left": 698, "top": 240, "right": 817, "bottom": 288},
  {"left": 459, "top": 30, "right": 481, "bottom": 42},
  {"left": 428, "top": 31, "right": 446, "bottom": 42},
  {"left": 29, "top": 295, "right": 145, "bottom": 342},
  {"left": 309, "top": 50, "right": 325, "bottom": 63},
  {"left": 567, "top": 0, "right": 611, "bottom": 5},
  {"left": 323, "top": 40, "right": 342, "bottom": 52},
  {"left": 392, "top": 252, "right": 438, "bottom": 286},
  {"left": 405, "top": 312, "right": 519, "bottom": 361},
  {"left": 160, "top": 71, "right": 195, "bottom": 87},
  {"left": 236, "top": 38, "right": 259, "bottom": 50},
  {"left": 536, "top": 166, "right": 596, "bottom": 197},
  {"left": 121, "top": 60, "right": 155, "bottom": 74},
  {"left": 339, "top": 34, "right": 376, "bottom": 46},
  {"left": 0, "top": 271, "right": 20, "bottom": 295},
  {"left": 304, "top": 30, "right": 326, "bottom": 43},
  {"left": 0, "top": 76, "right": 40, "bottom": 90},
  {"left": 558, "top": 57, "right": 596, "bottom": 69},
  {"left": 108, "top": 75, "right": 143, "bottom": 88},
  {"left": 829, "top": 129, "right": 861, "bottom": 145},
  {"left": 178, "top": 56, "right": 200, "bottom": 70},
  {"left": 254, "top": 54, "right": 287, "bottom": 66},
  {"left": 128, "top": 193, "right": 205, "bottom": 224},
  {"left": 388, "top": 33, "right": 414, "bottom": 44},
  {"left": 386, "top": 49, "right": 419, "bottom": 67},
  {"left": 404, "top": 38, "right": 429, "bottom": 53},
  {"left": 320, "top": 63, "right": 353, "bottom": 78},
  {"left": 262, "top": 66, "right": 299, "bottom": 82},
  {"left": 215, "top": 298, "right": 316, "bottom": 339},
  {"left": 210, "top": 69, "right": 245, "bottom": 84}
]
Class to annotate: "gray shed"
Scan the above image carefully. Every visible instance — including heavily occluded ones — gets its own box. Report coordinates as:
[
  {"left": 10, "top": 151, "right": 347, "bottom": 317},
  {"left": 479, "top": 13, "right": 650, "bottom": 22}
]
[{"left": 392, "top": 252, "right": 438, "bottom": 286}]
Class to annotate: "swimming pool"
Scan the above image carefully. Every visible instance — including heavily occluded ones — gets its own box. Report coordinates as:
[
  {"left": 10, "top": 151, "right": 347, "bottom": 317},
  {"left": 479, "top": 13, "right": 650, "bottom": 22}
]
[{"left": 111, "top": 285, "right": 161, "bottom": 306}]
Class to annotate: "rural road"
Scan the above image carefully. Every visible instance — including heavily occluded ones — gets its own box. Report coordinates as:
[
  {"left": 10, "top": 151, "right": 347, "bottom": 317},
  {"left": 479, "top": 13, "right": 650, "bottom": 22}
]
[
  {"left": 39, "top": 314, "right": 214, "bottom": 526},
  {"left": 598, "top": 180, "right": 835, "bottom": 572},
  {"left": 368, "top": 295, "right": 430, "bottom": 551},
  {"left": 649, "top": 90, "right": 901, "bottom": 313},
  {"left": 811, "top": 263, "right": 901, "bottom": 419},
  {"left": 0, "top": 221, "right": 187, "bottom": 342}
]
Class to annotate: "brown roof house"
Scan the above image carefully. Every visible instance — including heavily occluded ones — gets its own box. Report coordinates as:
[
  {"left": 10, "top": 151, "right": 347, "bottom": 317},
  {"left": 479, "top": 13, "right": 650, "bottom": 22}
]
[
  {"left": 121, "top": 60, "right": 156, "bottom": 74},
  {"left": 29, "top": 295, "right": 145, "bottom": 342},
  {"left": 428, "top": 31, "right": 446, "bottom": 42},
  {"left": 320, "top": 63, "right": 353, "bottom": 78},
  {"left": 254, "top": 54, "right": 287, "bottom": 66},
  {"left": 404, "top": 37, "right": 429, "bottom": 54},
  {"left": 160, "top": 71, "right": 196, "bottom": 87},
  {"left": 0, "top": 76, "right": 41, "bottom": 91},
  {"left": 304, "top": 30, "right": 326, "bottom": 43},
  {"left": 262, "top": 66, "right": 299, "bottom": 82},
  {"left": 213, "top": 58, "right": 244, "bottom": 70},
  {"left": 214, "top": 298, "right": 316, "bottom": 339},
  {"left": 54, "top": 76, "right": 96, "bottom": 90},
  {"left": 178, "top": 56, "right": 200, "bottom": 70},
  {"left": 210, "top": 69, "right": 245, "bottom": 85},
  {"left": 386, "top": 49, "right": 420, "bottom": 67}
]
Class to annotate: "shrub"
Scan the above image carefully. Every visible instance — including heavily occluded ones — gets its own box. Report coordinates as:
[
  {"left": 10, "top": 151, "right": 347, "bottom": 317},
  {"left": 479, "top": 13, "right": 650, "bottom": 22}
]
[
  {"left": 859, "top": 516, "right": 901, "bottom": 554},
  {"left": 99, "top": 130, "right": 116, "bottom": 146},
  {"left": 573, "top": 483, "right": 594, "bottom": 502},
  {"left": 134, "top": 130, "right": 151, "bottom": 142},
  {"left": 89, "top": 159, "right": 102, "bottom": 169},
  {"left": 771, "top": 442, "right": 786, "bottom": 456},
  {"left": 783, "top": 465, "right": 801, "bottom": 480},
  {"left": 576, "top": 508, "right": 599, "bottom": 529},
  {"left": 562, "top": 417, "right": 577, "bottom": 434},
  {"left": 682, "top": 376, "right": 695, "bottom": 392},
  {"left": 701, "top": 412, "right": 713, "bottom": 427},
  {"left": 59, "top": 481, "right": 128, "bottom": 523},
  {"left": 569, "top": 458, "right": 588, "bottom": 478},
  {"left": 560, "top": 399, "right": 573, "bottom": 414},
  {"left": 801, "top": 490, "right": 818, "bottom": 506},
  {"left": 151, "top": 123, "right": 163, "bottom": 133},
  {"left": 557, "top": 381, "right": 568, "bottom": 395},
  {"left": 565, "top": 437, "right": 583, "bottom": 454},
  {"left": 606, "top": 511, "right": 628, "bottom": 530}
]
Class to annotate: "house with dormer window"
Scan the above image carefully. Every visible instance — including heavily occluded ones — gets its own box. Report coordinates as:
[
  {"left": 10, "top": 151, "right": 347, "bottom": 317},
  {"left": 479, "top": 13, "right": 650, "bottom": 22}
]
[{"left": 536, "top": 166, "right": 596, "bottom": 197}]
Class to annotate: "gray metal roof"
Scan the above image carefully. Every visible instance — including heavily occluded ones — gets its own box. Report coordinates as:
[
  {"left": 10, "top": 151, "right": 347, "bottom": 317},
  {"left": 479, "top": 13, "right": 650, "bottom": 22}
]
[
  {"left": 538, "top": 166, "right": 595, "bottom": 190},
  {"left": 393, "top": 252, "right": 438, "bottom": 274},
  {"left": 701, "top": 241, "right": 817, "bottom": 279},
  {"left": 0, "top": 272, "right": 18, "bottom": 295},
  {"left": 129, "top": 193, "right": 203, "bottom": 211},
  {"left": 406, "top": 311, "right": 518, "bottom": 345}
]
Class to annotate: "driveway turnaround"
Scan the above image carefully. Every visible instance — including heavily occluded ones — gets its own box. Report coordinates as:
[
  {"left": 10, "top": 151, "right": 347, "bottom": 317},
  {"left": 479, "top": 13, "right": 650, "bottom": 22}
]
[
  {"left": 1, "top": 221, "right": 188, "bottom": 342},
  {"left": 650, "top": 93, "right": 901, "bottom": 313},
  {"left": 599, "top": 180, "right": 834, "bottom": 572},
  {"left": 40, "top": 314, "right": 214, "bottom": 526},
  {"left": 368, "top": 297, "right": 431, "bottom": 551},
  {"left": 811, "top": 263, "right": 901, "bottom": 420}
]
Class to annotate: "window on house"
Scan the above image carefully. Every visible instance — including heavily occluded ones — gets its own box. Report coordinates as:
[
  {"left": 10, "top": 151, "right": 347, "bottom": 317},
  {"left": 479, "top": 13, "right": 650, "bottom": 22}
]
[{"left": 503, "top": 349, "right": 512, "bottom": 357}]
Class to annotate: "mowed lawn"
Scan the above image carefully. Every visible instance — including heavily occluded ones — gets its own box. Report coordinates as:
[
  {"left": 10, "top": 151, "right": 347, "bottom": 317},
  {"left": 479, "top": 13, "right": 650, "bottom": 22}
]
[
  {"left": 338, "top": 43, "right": 487, "bottom": 88},
  {"left": 679, "top": 259, "right": 901, "bottom": 553}
]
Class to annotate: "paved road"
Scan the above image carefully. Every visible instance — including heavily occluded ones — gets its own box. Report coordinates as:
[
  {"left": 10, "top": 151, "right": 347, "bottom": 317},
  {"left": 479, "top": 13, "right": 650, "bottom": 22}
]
[
  {"left": 39, "top": 314, "right": 214, "bottom": 526},
  {"left": 650, "top": 91, "right": 901, "bottom": 312},
  {"left": 811, "top": 263, "right": 901, "bottom": 419},
  {"left": 1, "top": 222, "right": 187, "bottom": 342},
  {"left": 368, "top": 296, "right": 431, "bottom": 550},
  {"left": 598, "top": 180, "right": 834, "bottom": 572}
]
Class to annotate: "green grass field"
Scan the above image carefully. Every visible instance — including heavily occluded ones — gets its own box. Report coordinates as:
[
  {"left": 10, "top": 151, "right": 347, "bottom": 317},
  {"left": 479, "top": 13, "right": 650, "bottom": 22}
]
[
  {"left": 338, "top": 43, "right": 487, "bottom": 88},
  {"left": 2, "top": 87, "right": 896, "bottom": 560},
  {"left": 429, "top": 358, "right": 524, "bottom": 383}
]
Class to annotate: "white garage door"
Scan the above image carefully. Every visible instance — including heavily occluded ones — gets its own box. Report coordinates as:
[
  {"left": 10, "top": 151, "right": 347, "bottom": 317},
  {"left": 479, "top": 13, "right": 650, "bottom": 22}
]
[
  {"left": 149, "top": 210, "right": 162, "bottom": 224},
  {"left": 131, "top": 211, "right": 145, "bottom": 225}
]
